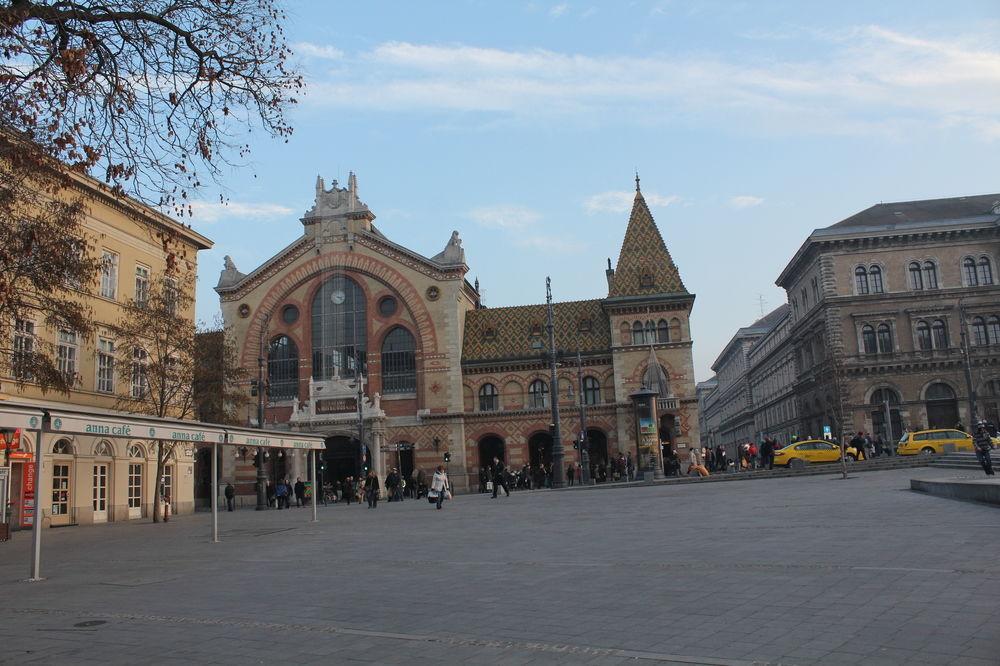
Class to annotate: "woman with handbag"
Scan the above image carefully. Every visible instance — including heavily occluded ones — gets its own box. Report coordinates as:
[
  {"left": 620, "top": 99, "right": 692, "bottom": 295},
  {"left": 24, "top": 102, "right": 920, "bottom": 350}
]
[{"left": 430, "top": 465, "right": 450, "bottom": 510}]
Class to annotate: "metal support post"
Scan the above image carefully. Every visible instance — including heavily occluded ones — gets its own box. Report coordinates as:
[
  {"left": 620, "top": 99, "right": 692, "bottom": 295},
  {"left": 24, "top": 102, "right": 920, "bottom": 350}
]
[
  {"left": 576, "top": 349, "right": 591, "bottom": 484},
  {"left": 211, "top": 442, "right": 219, "bottom": 542},
  {"left": 546, "top": 277, "right": 565, "bottom": 488},
  {"left": 310, "top": 451, "right": 318, "bottom": 522},
  {"left": 959, "top": 303, "right": 979, "bottom": 425},
  {"left": 255, "top": 313, "right": 271, "bottom": 511},
  {"left": 29, "top": 424, "right": 44, "bottom": 581}
]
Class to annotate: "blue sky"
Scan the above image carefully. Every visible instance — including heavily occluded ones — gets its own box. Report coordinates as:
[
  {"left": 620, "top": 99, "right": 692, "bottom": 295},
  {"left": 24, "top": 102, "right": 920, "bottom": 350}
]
[{"left": 188, "top": 0, "right": 1000, "bottom": 381}]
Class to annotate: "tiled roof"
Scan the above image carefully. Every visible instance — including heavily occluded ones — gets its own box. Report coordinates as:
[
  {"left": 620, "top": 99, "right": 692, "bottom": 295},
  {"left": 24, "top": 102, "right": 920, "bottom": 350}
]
[
  {"left": 608, "top": 191, "right": 687, "bottom": 297},
  {"left": 830, "top": 193, "right": 1000, "bottom": 229},
  {"left": 462, "top": 299, "right": 611, "bottom": 363}
]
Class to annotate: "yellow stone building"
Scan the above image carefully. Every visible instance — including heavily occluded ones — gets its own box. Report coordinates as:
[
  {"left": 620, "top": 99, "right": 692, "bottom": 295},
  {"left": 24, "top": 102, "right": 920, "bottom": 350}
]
[
  {"left": 1, "top": 171, "right": 212, "bottom": 528},
  {"left": 218, "top": 174, "right": 699, "bottom": 493}
]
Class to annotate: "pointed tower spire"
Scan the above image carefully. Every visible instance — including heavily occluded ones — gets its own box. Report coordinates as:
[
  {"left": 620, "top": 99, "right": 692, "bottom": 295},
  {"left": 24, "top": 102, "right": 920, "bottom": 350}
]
[
  {"left": 644, "top": 345, "right": 670, "bottom": 396},
  {"left": 635, "top": 170, "right": 641, "bottom": 193},
  {"left": 608, "top": 177, "right": 686, "bottom": 297}
]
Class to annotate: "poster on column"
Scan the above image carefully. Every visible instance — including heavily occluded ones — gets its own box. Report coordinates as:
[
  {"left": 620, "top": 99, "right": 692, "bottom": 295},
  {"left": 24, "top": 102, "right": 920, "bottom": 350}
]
[{"left": 21, "top": 457, "right": 35, "bottom": 527}]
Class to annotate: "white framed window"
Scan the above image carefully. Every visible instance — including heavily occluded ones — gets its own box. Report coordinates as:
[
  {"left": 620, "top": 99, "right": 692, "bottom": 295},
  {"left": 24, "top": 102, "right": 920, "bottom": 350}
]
[
  {"left": 12, "top": 319, "right": 35, "bottom": 379},
  {"left": 134, "top": 264, "right": 150, "bottom": 307},
  {"left": 100, "top": 250, "right": 119, "bottom": 300},
  {"left": 97, "top": 338, "right": 115, "bottom": 393},
  {"left": 57, "top": 330, "right": 78, "bottom": 382},
  {"left": 131, "top": 347, "right": 149, "bottom": 398}
]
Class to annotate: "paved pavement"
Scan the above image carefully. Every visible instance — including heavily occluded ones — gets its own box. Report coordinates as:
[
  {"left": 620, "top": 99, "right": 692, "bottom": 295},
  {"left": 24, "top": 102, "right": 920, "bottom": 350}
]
[{"left": 1, "top": 467, "right": 998, "bottom": 665}]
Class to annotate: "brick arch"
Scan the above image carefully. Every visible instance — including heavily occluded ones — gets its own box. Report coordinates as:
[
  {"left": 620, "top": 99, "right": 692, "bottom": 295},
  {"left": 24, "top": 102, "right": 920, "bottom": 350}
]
[{"left": 240, "top": 252, "right": 441, "bottom": 368}]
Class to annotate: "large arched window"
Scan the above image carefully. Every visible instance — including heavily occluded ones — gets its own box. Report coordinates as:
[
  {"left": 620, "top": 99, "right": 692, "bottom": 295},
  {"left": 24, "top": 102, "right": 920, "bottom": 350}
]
[
  {"left": 861, "top": 325, "right": 877, "bottom": 354},
  {"left": 669, "top": 318, "right": 682, "bottom": 341},
  {"left": 978, "top": 257, "right": 994, "bottom": 285},
  {"left": 926, "top": 382, "right": 956, "bottom": 401},
  {"left": 869, "top": 265, "right": 884, "bottom": 293},
  {"left": 870, "top": 388, "right": 900, "bottom": 406},
  {"left": 631, "top": 321, "right": 644, "bottom": 346},
  {"left": 989, "top": 317, "right": 1000, "bottom": 345},
  {"left": 644, "top": 320, "right": 656, "bottom": 343},
  {"left": 964, "top": 257, "right": 979, "bottom": 286},
  {"left": 528, "top": 379, "right": 549, "bottom": 409},
  {"left": 909, "top": 262, "right": 923, "bottom": 290},
  {"left": 267, "top": 335, "right": 299, "bottom": 400},
  {"left": 972, "top": 317, "right": 989, "bottom": 346},
  {"left": 877, "top": 324, "right": 893, "bottom": 353},
  {"left": 915, "top": 320, "right": 931, "bottom": 351},
  {"left": 479, "top": 383, "right": 499, "bottom": 412},
  {"left": 312, "top": 276, "right": 367, "bottom": 380},
  {"left": 855, "top": 266, "right": 869, "bottom": 294},
  {"left": 922, "top": 261, "right": 938, "bottom": 289},
  {"left": 656, "top": 319, "right": 669, "bottom": 343},
  {"left": 932, "top": 319, "right": 948, "bottom": 349},
  {"left": 380, "top": 327, "right": 416, "bottom": 393},
  {"left": 582, "top": 376, "right": 601, "bottom": 406}
]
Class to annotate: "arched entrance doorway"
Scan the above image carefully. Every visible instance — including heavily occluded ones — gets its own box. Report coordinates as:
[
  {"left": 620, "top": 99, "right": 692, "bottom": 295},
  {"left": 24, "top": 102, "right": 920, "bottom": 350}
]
[
  {"left": 322, "top": 436, "right": 372, "bottom": 483},
  {"left": 585, "top": 428, "right": 609, "bottom": 481},
  {"left": 659, "top": 414, "right": 677, "bottom": 474},
  {"left": 925, "top": 382, "right": 959, "bottom": 429},
  {"left": 478, "top": 435, "right": 505, "bottom": 468},
  {"left": 870, "top": 388, "right": 903, "bottom": 442},
  {"left": 528, "top": 431, "right": 553, "bottom": 468},
  {"left": 391, "top": 442, "right": 415, "bottom": 482}
]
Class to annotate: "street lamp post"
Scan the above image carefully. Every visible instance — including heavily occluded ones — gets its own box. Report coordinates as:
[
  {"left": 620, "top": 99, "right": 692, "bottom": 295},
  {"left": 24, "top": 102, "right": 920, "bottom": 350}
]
[
  {"left": 959, "top": 303, "right": 979, "bottom": 425},
  {"left": 546, "top": 277, "right": 565, "bottom": 489},
  {"left": 352, "top": 373, "right": 366, "bottom": 476},
  {"left": 255, "top": 313, "right": 271, "bottom": 511},
  {"left": 575, "top": 349, "right": 591, "bottom": 484}
]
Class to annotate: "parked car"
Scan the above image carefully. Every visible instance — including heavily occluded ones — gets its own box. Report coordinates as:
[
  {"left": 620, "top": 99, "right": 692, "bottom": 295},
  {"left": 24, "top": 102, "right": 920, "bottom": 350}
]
[
  {"left": 896, "top": 429, "right": 974, "bottom": 455},
  {"left": 772, "top": 439, "right": 859, "bottom": 468}
]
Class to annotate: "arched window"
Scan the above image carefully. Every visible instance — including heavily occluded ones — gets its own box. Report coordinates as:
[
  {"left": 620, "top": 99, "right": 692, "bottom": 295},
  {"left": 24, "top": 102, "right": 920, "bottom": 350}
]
[
  {"left": 916, "top": 320, "right": 931, "bottom": 351},
  {"left": 478, "top": 383, "right": 499, "bottom": 412},
  {"left": 267, "top": 335, "right": 299, "bottom": 401},
  {"left": 861, "top": 325, "right": 877, "bottom": 354},
  {"left": 870, "top": 388, "right": 900, "bottom": 406},
  {"left": 877, "top": 324, "right": 893, "bottom": 353},
  {"left": 311, "top": 276, "right": 366, "bottom": 380},
  {"left": 619, "top": 321, "right": 631, "bottom": 345},
  {"left": 644, "top": 320, "right": 655, "bottom": 343},
  {"left": 869, "top": 265, "right": 884, "bottom": 293},
  {"left": 989, "top": 317, "right": 1000, "bottom": 345},
  {"left": 94, "top": 441, "right": 113, "bottom": 457},
  {"left": 926, "top": 382, "right": 955, "bottom": 401},
  {"left": 381, "top": 327, "right": 416, "bottom": 393},
  {"left": 979, "top": 257, "right": 995, "bottom": 285},
  {"left": 528, "top": 379, "right": 549, "bottom": 409},
  {"left": 670, "top": 318, "right": 682, "bottom": 341},
  {"left": 909, "top": 262, "right": 923, "bottom": 290},
  {"left": 932, "top": 319, "right": 948, "bottom": 349},
  {"left": 582, "top": 376, "right": 601, "bottom": 405},
  {"left": 972, "top": 317, "right": 989, "bottom": 346},
  {"left": 964, "top": 257, "right": 978, "bottom": 286},
  {"left": 922, "top": 261, "right": 938, "bottom": 289},
  {"left": 53, "top": 439, "right": 73, "bottom": 454},
  {"left": 127, "top": 443, "right": 145, "bottom": 458},
  {"left": 855, "top": 266, "right": 869, "bottom": 294},
  {"left": 656, "top": 319, "right": 669, "bottom": 343},
  {"left": 632, "top": 321, "right": 644, "bottom": 346}
]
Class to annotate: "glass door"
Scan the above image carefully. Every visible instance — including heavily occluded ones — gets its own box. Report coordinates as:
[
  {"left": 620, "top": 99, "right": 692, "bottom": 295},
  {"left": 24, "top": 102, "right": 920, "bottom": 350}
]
[
  {"left": 51, "top": 463, "right": 71, "bottom": 526},
  {"left": 128, "top": 463, "right": 142, "bottom": 519},
  {"left": 92, "top": 464, "right": 108, "bottom": 523}
]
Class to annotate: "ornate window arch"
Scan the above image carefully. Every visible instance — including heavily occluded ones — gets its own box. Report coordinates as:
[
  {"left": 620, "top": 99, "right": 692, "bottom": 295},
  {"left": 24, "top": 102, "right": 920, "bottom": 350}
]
[
  {"left": 528, "top": 379, "right": 549, "bottom": 409},
  {"left": 478, "top": 383, "right": 499, "bottom": 412},
  {"left": 380, "top": 327, "right": 416, "bottom": 394},
  {"left": 52, "top": 439, "right": 73, "bottom": 455},
  {"left": 932, "top": 319, "right": 948, "bottom": 349},
  {"left": 988, "top": 316, "right": 1000, "bottom": 345},
  {"left": 855, "top": 266, "right": 869, "bottom": 294},
  {"left": 877, "top": 323, "right": 893, "bottom": 353},
  {"left": 869, "top": 265, "right": 884, "bottom": 293},
  {"left": 94, "top": 440, "right": 114, "bottom": 457},
  {"left": 978, "top": 256, "right": 994, "bottom": 285},
  {"left": 267, "top": 335, "right": 299, "bottom": 401},
  {"left": 909, "top": 262, "right": 923, "bottom": 290},
  {"left": 127, "top": 443, "right": 145, "bottom": 458},
  {"left": 861, "top": 324, "right": 877, "bottom": 354},
  {"left": 656, "top": 319, "right": 669, "bottom": 343},
  {"left": 311, "top": 275, "right": 366, "bottom": 380},
  {"left": 972, "top": 316, "right": 989, "bottom": 346},
  {"left": 915, "top": 320, "right": 931, "bottom": 351},
  {"left": 582, "top": 376, "right": 601, "bottom": 406},
  {"left": 925, "top": 381, "right": 956, "bottom": 401},
  {"left": 922, "top": 261, "right": 938, "bottom": 289},
  {"left": 632, "top": 321, "right": 645, "bottom": 346},
  {"left": 964, "top": 257, "right": 979, "bottom": 286}
]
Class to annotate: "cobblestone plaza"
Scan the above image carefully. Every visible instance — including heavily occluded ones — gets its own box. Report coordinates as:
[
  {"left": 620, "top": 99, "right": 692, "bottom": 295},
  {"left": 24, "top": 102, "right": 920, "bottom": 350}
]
[{"left": 1, "top": 468, "right": 998, "bottom": 665}]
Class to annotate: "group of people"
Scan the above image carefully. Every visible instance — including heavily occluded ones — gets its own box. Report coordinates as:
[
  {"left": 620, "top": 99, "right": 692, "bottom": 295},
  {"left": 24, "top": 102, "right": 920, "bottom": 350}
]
[
  {"left": 265, "top": 477, "right": 308, "bottom": 509},
  {"left": 476, "top": 452, "right": 637, "bottom": 494},
  {"left": 847, "top": 432, "right": 891, "bottom": 460}
]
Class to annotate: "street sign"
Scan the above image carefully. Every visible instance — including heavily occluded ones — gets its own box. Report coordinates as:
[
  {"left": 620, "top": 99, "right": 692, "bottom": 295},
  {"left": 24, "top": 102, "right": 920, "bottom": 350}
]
[{"left": 823, "top": 425, "right": 832, "bottom": 440}]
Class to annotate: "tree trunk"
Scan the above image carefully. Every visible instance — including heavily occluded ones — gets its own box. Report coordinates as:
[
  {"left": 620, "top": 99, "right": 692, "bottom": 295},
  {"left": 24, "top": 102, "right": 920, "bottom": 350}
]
[{"left": 152, "top": 440, "right": 166, "bottom": 523}]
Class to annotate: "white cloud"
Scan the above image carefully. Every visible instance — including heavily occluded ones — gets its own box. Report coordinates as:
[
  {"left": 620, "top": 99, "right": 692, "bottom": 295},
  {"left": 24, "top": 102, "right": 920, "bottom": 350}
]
[
  {"left": 301, "top": 26, "right": 1000, "bottom": 140},
  {"left": 515, "top": 234, "right": 585, "bottom": 253},
  {"left": 549, "top": 3, "right": 569, "bottom": 17},
  {"left": 468, "top": 204, "right": 541, "bottom": 230},
  {"left": 580, "top": 7, "right": 597, "bottom": 19},
  {"left": 293, "top": 42, "right": 345, "bottom": 61},
  {"left": 729, "top": 195, "right": 764, "bottom": 209},
  {"left": 188, "top": 200, "right": 294, "bottom": 224},
  {"left": 584, "top": 190, "right": 681, "bottom": 215}
]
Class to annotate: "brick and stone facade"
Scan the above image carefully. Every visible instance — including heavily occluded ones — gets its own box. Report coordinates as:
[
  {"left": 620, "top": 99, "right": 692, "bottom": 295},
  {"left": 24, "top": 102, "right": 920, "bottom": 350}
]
[{"left": 218, "top": 175, "right": 700, "bottom": 492}]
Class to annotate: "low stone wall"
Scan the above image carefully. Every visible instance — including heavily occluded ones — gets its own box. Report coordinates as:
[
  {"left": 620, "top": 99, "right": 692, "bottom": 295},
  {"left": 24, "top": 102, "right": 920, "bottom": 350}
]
[{"left": 910, "top": 478, "right": 1000, "bottom": 506}]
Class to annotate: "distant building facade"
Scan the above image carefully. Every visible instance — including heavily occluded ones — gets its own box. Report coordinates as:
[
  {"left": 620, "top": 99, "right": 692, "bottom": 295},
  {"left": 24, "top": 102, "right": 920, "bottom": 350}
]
[{"left": 218, "top": 175, "right": 700, "bottom": 492}]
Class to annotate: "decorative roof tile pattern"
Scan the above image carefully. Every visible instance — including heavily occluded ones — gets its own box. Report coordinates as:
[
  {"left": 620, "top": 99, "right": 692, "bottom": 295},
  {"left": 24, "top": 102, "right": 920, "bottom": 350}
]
[
  {"left": 609, "top": 191, "right": 687, "bottom": 297},
  {"left": 462, "top": 299, "right": 610, "bottom": 363}
]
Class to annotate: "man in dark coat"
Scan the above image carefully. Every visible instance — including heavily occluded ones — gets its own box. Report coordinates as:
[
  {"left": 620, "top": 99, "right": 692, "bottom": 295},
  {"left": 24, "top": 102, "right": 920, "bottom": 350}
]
[
  {"left": 760, "top": 438, "right": 774, "bottom": 470},
  {"left": 294, "top": 477, "right": 306, "bottom": 507},
  {"left": 491, "top": 456, "right": 510, "bottom": 498},
  {"left": 224, "top": 482, "right": 235, "bottom": 511}
]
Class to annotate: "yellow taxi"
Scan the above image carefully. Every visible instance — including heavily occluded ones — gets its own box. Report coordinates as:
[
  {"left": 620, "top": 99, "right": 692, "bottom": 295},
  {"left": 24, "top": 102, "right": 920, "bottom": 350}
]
[
  {"left": 896, "top": 429, "right": 974, "bottom": 455},
  {"left": 772, "top": 439, "right": 859, "bottom": 468}
]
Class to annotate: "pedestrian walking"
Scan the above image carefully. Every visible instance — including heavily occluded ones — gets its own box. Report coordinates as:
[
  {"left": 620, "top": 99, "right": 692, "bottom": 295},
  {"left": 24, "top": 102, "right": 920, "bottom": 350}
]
[
  {"left": 566, "top": 463, "right": 575, "bottom": 486},
  {"left": 974, "top": 422, "right": 995, "bottom": 476},
  {"left": 491, "top": 456, "right": 510, "bottom": 498},
  {"left": 850, "top": 432, "right": 866, "bottom": 461},
  {"left": 224, "top": 482, "right": 235, "bottom": 512},
  {"left": 431, "top": 465, "right": 450, "bottom": 509},
  {"left": 266, "top": 481, "right": 275, "bottom": 508},
  {"left": 275, "top": 480, "right": 288, "bottom": 509},
  {"left": 761, "top": 438, "right": 774, "bottom": 470},
  {"left": 342, "top": 477, "right": 353, "bottom": 505},
  {"left": 365, "top": 470, "right": 381, "bottom": 508},
  {"left": 294, "top": 477, "right": 306, "bottom": 507}
]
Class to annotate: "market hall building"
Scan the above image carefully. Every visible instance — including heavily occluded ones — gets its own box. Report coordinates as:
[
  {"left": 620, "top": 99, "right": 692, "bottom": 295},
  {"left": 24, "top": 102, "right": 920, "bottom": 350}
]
[{"left": 217, "top": 174, "right": 700, "bottom": 492}]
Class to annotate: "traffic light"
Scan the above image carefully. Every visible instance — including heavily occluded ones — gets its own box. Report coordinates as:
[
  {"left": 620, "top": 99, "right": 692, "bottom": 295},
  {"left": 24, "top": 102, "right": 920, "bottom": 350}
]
[{"left": 443, "top": 451, "right": 451, "bottom": 463}]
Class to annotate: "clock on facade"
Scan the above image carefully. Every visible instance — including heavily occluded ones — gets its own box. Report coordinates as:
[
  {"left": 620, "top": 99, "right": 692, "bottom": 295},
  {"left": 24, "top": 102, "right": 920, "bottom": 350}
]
[{"left": 331, "top": 289, "right": 346, "bottom": 305}]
